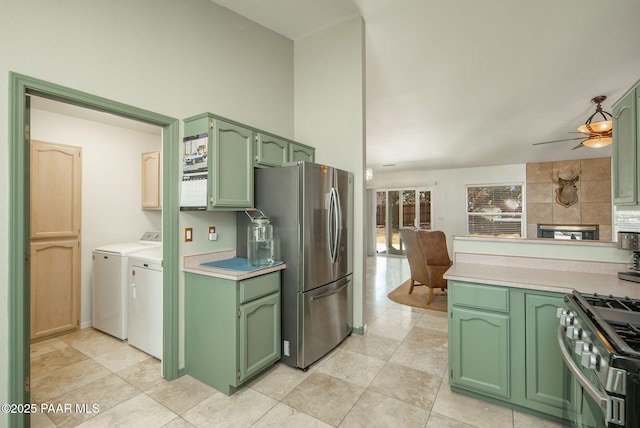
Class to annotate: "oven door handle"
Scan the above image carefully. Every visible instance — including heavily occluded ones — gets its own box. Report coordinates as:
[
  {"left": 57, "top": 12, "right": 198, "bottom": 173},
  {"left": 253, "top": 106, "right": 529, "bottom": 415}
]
[{"left": 557, "top": 325, "right": 608, "bottom": 410}]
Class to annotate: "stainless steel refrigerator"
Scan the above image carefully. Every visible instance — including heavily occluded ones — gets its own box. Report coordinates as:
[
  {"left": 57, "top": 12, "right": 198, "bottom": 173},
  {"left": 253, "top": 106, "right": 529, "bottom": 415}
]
[{"left": 237, "top": 161, "right": 353, "bottom": 370}]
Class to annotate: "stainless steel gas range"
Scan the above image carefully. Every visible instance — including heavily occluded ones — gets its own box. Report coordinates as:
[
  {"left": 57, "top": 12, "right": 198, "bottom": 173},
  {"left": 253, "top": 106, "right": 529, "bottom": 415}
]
[{"left": 558, "top": 292, "right": 640, "bottom": 428}]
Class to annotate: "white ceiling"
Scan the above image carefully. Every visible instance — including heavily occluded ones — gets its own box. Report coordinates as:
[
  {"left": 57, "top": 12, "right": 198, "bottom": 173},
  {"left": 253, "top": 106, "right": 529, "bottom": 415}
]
[
  {"left": 212, "top": 0, "right": 640, "bottom": 173},
  {"left": 30, "top": 96, "right": 162, "bottom": 136}
]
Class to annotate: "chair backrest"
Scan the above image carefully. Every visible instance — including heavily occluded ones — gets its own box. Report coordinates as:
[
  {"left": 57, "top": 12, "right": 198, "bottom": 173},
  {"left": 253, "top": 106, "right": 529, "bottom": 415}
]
[
  {"left": 400, "top": 229, "right": 451, "bottom": 288},
  {"left": 400, "top": 228, "right": 429, "bottom": 285},
  {"left": 416, "top": 230, "right": 450, "bottom": 267}
]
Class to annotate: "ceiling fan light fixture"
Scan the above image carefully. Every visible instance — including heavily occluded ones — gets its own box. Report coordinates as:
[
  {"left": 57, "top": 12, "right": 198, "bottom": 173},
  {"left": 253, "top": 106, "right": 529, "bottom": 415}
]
[
  {"left": 582, "top": 135, "right": 612, "bottom": 148},
  {"left": 577, "top": 95, "right": 613, "bottom": 135},
  {"left": 577, "top": 119, "right": 613, "bottom": 134}
]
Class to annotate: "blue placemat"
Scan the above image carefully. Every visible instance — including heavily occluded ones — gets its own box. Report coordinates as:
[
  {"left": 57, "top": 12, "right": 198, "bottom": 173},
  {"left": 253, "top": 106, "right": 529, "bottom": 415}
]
[{"left": 201, "top": 257, "right": 283, "bottom": 272}]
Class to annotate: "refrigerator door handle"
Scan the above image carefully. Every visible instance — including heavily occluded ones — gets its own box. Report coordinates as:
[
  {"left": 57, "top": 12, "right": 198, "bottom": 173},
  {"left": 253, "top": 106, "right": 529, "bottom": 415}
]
[
  {"left": 328, "top": 187, "right": 342, "bottom": 263},
  {"left": 309, "top": 278, "right": 350, "bottom": 301}
]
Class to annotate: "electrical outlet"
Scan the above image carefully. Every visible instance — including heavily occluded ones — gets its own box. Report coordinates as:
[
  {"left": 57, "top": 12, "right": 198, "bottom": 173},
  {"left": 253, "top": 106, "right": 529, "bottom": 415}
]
[
  {"left": 184, "top": 227, "right": 193, "bottom": 242},
  {"left": 208, "top": 226, "right": 217, "bottom": 241}
]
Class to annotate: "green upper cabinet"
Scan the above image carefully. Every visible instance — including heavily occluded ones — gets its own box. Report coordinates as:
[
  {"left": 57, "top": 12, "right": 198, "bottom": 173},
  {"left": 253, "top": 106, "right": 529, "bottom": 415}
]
[
  {"left": 612, "top": 80, "right": 639, "bottom": 206},
  {"left": 183, "top": 113, "right": 253, "bottom": 210},
  {"left": 254, "top": 133, "right": 315, "bottom": 167},
  {"left": 210, "top": 119, "right": 253, "bottom": 209},
  {"left": 254, "top": 133, "right": 289, "bottom": 167},
  {"left": 289, "top": 141, "right": 315, "bottom": 163},
  {"left": 183, "top": 113, "right": 316, "bottom": 207}
]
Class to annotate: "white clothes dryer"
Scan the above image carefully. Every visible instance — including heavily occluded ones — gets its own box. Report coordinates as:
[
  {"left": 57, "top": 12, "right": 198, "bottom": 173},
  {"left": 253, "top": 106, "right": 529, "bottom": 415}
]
[
  {"left": 92, "top": 232, "right": 161, "bottom": 339},
  {"left": 127, "top": 246, "right": 163, "bottom": 359}
]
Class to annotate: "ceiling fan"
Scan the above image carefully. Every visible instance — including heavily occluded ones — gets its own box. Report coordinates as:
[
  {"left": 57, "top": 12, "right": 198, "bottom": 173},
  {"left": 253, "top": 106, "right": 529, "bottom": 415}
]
[{"left": 533, "top": 95, "right": 613, "bottom": 150}]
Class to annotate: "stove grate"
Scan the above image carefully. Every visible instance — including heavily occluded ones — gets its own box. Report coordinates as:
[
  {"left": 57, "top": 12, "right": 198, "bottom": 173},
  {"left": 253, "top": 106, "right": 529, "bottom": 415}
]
[{"left": 587, "top": 293, "right": 640, "bottom": 312}]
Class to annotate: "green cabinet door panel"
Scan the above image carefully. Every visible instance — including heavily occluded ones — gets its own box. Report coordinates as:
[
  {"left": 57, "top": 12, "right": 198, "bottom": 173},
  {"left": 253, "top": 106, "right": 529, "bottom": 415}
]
[
  {"left": 255, "top": 133, "right": 289, "bottom": 167},
  {"left": 612, "top": 86, "right": 637, "bottom": 205},
  {"left": 289, "top": 142, "right": 315, "bottom": 163},
  {"left": 524, "top": 293, "right": 575, "bottom": 417},
  {"left": 451, "top": 307, "right": 510, "bottom": 398},
  {"left": 239, "top": 293, "right": 280, "bottom": 382},
  {"left": 210, "top": 119, "right": 254, "bottom": 208},
  {"left": 184, "top": 271, "right": 281, "bottom": 395},
  {"left": 184, "top": 273, "right": 238, "bottom": 392}
]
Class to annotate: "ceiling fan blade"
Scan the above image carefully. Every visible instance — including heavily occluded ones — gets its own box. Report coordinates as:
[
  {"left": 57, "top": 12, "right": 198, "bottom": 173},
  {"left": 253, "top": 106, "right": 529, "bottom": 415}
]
[
  {"left": 571, "top": 142, "right": 585, "bottom": 150},
  {"left": 532, "top": 136, "right": 588, "bottom": 146}
]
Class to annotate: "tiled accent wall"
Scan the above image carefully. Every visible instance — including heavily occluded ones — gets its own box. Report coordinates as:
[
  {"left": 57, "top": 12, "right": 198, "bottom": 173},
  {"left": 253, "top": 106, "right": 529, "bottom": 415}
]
[{"left": 526, "top": 158, "right": 612, "bottom": 240}]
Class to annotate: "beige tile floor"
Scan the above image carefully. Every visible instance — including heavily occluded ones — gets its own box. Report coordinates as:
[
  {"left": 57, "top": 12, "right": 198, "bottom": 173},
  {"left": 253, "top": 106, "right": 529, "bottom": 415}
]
[{"left": 31, "top": 256, "right": 567, "bottom": 427}]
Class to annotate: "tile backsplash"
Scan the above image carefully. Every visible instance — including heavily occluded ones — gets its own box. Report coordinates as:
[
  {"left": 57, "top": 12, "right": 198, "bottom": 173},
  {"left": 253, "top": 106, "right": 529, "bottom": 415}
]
[{"left": 526, "top": 158, "right": 612, "bottom": 240}]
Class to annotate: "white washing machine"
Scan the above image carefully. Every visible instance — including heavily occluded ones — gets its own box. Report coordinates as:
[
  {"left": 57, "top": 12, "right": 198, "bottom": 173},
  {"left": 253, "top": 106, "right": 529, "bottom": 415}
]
[
  {"left": 127, "top": 246, "right": 163, "bottom": 359},
  {"left": 92, "top": 232, "right": 161, "bottom": 339}
]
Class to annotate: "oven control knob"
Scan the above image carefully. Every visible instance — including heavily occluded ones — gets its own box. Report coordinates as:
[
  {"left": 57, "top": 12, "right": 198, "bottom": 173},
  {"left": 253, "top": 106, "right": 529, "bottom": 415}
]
[
  {"left": 580, "top": 330, "right": 589, "bottom": 342},
  {"left": 560, "top": 312, "right": 574, "bottom": 327},
  {"left": 574, "top": 341, "right": 592, "bottom": 355},
  {"left": 556, "top": 308, "right": 567, "bottom": 319},
  {"left": 565, "top": 325, "right": 581, "bottom": 340},
  {"left": 581, "top": 351, "right": 600, "bottom": 371}
]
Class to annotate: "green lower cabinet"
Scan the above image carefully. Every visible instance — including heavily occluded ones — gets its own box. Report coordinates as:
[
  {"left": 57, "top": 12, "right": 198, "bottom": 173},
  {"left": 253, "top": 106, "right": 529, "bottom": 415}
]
[
  {"left": 449, "top": 281, "right": 573, "bottom": 424},
  {"left": 575, "top": 380, "right": 607, "bottom": 428},
  {"left": 185, "top": 271, "right": 281, "bottom": 395},
  {"left": 450, "top": 307, "right": 510, "bottom": 398},
  {"left": 520, "top": 293, "right": 575, "bottom": 420}
]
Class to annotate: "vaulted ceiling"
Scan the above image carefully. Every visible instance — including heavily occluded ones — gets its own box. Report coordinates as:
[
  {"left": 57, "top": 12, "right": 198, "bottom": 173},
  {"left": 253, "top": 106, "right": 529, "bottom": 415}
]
[{"left": 213, "top": 0, "right": 640, "bottom": 173}]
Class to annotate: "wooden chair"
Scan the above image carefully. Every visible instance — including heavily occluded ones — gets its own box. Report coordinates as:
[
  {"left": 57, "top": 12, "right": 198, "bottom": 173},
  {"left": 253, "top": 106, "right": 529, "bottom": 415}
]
[{"left": 400, "top": 229, "right": 451, "bottom": 304}]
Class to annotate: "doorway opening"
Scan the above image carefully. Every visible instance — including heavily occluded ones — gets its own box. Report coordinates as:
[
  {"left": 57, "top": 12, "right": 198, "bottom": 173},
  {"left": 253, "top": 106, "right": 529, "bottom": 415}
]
[
  {"left": 8, "top": 72, "right": 180, "bottom": 428},
  {"left": 375, "top": 188, "right": 431, "bottom": 255}
]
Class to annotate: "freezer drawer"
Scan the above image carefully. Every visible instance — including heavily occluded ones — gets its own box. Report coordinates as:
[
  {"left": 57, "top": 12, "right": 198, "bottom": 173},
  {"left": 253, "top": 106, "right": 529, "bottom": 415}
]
[{"left": 298, "top": 275, "right": 352, "bottom": 368}]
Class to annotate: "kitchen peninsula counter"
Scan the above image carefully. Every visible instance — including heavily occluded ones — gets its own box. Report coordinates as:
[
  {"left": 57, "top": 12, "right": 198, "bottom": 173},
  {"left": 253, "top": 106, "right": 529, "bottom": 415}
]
[
  {"left": 183, "top": 250, "right": 285, "bottom": 281},
  {"left": 445, "top": 253, "right": 640, "bottom": 299}
]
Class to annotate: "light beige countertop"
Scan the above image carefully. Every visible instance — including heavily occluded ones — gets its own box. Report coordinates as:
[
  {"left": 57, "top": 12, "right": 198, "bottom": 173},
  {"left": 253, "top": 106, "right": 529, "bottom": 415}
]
[
  {"left": 183, "top": 250, "right": 286, "bottom": 281},
  {"left": 444, "top": 253, "right": 640, "bottom": 299}
]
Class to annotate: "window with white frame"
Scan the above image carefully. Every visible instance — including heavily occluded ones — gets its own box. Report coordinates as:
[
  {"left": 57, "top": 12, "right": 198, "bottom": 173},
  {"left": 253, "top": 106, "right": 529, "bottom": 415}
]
[{"left": 466, "top": 184, "right": 523, "bottom": 237}]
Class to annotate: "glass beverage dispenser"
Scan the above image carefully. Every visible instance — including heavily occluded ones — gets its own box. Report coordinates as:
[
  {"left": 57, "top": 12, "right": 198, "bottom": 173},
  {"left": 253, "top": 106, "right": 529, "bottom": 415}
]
[{"left": 245, "top": 209, "right": 275, "bottom": 267}]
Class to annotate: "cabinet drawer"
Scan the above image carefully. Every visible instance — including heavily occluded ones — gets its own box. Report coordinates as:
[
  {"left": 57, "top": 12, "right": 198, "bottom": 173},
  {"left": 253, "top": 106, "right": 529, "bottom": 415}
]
[
  {"left": 451, "top": 281, "right": 509, "bottom": 312},
  {"left": 240, "top": 272, "right": 280, "bottom": 304}
]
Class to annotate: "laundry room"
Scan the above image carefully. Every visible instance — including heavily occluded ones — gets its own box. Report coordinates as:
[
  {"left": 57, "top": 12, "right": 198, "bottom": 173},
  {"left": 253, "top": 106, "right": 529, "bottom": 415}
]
[{"left": 29, "top": 96, "right": 163, "bottom": 334}]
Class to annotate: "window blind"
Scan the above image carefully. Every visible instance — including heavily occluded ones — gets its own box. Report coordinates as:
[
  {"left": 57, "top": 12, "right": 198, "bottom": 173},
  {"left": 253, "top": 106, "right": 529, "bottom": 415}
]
[{"left": 467, "top": 185, "right": 523, "bottom": 237}]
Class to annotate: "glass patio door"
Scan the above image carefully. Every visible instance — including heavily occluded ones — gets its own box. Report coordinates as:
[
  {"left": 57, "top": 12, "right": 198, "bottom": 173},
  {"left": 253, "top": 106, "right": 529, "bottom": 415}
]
[{"left": 376, "top": 188, "right": 431, "bottom": 255}]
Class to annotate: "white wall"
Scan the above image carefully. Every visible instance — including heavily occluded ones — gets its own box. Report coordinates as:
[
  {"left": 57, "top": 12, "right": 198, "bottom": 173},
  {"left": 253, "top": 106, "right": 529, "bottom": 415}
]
[
  {"left": 294, "top": 18, "right": 367, "bottom": 330},
  {"left": 31, "top": 106, "right": 162, "bottom": 327},
  {"left": 367, "top": 164, "right": 527, "bottom": 251},
  {"left": 0, "top": 0, "right": 295, "bottom": 413}
]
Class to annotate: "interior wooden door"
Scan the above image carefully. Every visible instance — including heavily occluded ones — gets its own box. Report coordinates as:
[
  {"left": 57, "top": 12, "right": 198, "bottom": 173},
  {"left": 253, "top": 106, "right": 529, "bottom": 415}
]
[
  {"left": 30, "top": 240, "right": 80, "bottom": 341},
  {"left": 141, "top": 150, "right": 162, "bottom": 210},
  {"left": 30, "top": 140, "right": 81, "bottom": 341}
]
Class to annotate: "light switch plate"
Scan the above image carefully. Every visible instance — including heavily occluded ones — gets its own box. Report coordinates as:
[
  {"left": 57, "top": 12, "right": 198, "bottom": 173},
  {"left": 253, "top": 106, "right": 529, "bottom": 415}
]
[{"left": 184, "top": 227, "right": 193, "bottom": 242}]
